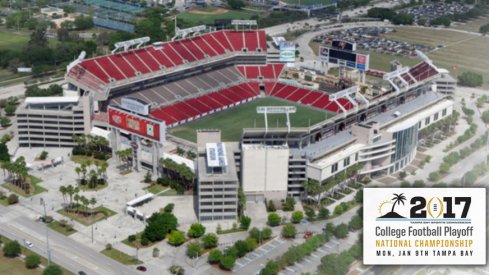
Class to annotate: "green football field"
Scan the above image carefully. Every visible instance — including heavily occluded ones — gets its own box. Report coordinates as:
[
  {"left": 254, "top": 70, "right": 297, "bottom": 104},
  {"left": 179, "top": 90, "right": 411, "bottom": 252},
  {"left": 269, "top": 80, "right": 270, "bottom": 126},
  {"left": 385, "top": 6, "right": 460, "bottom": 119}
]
[{"left": 168, "top": 97, "right": 333, "bottom": 142}]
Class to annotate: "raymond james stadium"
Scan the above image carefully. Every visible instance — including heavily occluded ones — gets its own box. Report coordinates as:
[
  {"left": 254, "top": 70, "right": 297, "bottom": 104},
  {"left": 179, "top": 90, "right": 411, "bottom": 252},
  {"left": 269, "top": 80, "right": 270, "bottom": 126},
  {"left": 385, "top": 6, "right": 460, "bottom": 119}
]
[{"left": 16, "top": 20, "right": 454, "bottom": 222}]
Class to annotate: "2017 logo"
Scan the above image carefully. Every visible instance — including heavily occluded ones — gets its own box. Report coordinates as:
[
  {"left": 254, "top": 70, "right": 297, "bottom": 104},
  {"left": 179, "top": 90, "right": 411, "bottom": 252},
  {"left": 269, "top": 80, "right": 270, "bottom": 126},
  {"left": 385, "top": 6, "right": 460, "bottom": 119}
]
[{"left": 377, "top": 193, "right": 471, "bottom": 220}]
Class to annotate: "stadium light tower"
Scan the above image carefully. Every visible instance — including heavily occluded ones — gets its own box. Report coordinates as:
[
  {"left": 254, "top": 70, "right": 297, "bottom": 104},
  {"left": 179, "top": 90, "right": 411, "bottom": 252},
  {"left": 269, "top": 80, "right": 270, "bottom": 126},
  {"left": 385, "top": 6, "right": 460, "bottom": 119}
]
[{"left": 257, "top": 106, "right": 296, "bottom": 133}]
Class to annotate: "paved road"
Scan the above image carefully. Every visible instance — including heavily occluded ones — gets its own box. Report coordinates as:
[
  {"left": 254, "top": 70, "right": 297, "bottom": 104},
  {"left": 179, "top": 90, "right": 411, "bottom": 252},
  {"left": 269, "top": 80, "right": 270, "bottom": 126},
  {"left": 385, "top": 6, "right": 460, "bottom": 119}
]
[{"left": 0, "top": 205, "right": 137, "bottom": 275}]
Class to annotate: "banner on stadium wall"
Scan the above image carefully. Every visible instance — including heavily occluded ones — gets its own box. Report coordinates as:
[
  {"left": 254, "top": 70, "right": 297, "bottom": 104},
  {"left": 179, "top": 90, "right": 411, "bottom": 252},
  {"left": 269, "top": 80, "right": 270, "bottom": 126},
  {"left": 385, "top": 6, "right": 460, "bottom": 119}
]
[
  {"left": 108, "top": 106, "right": 165, "bottom": 143},
  {"left": 363, "top": 188, "right": 486, "bottom": 265},
  {"left": 279, "top": 41, "right": 296, "bottom": 63}
]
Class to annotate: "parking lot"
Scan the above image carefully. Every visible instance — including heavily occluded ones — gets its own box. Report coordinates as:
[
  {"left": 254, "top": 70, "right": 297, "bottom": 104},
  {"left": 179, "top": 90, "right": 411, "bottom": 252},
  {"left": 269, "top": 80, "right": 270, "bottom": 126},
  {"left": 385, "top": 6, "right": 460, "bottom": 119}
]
[
  {"left": 233, "top": 237, "right": 287, "bottom": 272},
  {"left": 312, "top": 27, "right": 434, "bottom": 58},
  {"left": 402, "top": 2, "right": 470, "bottom": 22}
]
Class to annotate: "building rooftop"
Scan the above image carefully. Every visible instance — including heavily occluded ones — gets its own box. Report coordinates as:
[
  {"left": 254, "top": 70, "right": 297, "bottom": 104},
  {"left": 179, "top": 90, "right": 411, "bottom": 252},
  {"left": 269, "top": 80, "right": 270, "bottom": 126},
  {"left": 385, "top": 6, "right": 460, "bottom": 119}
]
[
  {"left": 198, "top": 142, "right": 238, "bottom": 182},
  {"left": 366, "top": 91, "right": 446, "bottom": 128},
  {"left": 301, "top": 130, "right": 356, "bottom": 161}
]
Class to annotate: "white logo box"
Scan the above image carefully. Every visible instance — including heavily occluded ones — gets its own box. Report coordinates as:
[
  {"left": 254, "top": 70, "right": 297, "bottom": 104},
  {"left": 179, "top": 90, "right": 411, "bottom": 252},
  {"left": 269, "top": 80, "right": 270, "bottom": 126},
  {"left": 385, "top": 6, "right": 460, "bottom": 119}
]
[{"left": 363, "top": 188, "right": 486, "bottom": 265}]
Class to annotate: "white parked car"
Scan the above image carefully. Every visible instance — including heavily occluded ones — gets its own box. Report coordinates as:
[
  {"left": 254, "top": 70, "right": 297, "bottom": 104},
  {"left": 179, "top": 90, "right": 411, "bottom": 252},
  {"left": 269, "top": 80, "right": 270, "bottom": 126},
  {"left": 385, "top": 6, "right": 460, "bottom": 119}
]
[{"left": 24, "top": 240, "right": 34, "bottom": 248}]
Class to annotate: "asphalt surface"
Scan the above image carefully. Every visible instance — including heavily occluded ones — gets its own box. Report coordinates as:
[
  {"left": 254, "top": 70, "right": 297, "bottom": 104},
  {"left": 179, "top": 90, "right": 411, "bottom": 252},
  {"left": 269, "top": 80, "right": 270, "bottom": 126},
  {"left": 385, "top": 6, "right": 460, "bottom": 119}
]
[{"left": 0, "top": 205, "right": 137, "bottom": 275}]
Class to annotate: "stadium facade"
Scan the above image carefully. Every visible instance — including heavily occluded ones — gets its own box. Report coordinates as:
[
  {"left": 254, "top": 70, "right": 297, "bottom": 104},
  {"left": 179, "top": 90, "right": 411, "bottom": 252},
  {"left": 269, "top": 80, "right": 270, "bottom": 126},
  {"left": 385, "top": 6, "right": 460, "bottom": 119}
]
[{"left": 16, "top": 28, "right": 454, "bottom": 221}]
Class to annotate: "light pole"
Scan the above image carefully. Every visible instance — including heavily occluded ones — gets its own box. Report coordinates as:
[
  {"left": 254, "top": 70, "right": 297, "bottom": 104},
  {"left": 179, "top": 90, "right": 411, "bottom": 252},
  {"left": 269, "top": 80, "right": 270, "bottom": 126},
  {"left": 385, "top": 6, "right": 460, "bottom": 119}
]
[{"left": 40, "top": 198, "right": 52, "bottom": 264}]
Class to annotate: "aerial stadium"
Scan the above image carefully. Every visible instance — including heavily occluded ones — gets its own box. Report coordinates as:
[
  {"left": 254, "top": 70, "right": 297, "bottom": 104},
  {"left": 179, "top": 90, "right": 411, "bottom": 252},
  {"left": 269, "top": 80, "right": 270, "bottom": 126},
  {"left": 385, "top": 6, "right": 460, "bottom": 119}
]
[{"left": 16, "top": 22, "right": 454, "bottom": 221}]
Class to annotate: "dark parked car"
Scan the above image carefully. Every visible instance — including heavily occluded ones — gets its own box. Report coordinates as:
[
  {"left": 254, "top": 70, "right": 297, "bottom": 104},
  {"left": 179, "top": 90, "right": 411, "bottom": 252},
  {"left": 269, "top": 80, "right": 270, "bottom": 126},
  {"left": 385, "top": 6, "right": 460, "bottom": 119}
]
[{"left": 136, "top": 266, "right": 147, "bottom": 272}]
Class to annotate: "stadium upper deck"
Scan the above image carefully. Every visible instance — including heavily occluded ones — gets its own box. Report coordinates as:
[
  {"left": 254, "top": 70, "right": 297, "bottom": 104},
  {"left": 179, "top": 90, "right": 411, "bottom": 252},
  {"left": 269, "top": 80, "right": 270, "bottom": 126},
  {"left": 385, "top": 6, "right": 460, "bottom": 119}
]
[{"left": 66, "top": 30, "right": 267, "bottom": 98}]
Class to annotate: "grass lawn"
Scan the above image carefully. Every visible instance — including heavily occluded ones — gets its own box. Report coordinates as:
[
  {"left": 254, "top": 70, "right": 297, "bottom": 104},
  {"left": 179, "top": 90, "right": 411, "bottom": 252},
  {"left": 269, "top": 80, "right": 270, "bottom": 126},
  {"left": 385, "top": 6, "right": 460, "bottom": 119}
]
[
  {"left": 158, "top": 188, "right": 178, "bottom": 196},
  {"left": 79, "top": 182, "right": 108, "bottom": 191},
  {"left": 71, "top": 155, "right": 108, "bottom": 166},
  {"left": 382, "top": 27, "right": 489, "bottom": 88},
  {"left": 0, "top": 235, "right": 73, "bottom": 275},
  {"left": 58, "top": 206, "right": 117, "bottom": 226},
  {"left": 177, "top": 8, "right": 262, "bottom": 26},
  {"left": 47, "top": 220, "right": 77, "bottom": 236},
  {"left": 451, "top": 16, "right": 489, "bottom": 32},
  {"left": 122, "top": 232, "right": 155, "bottom": 248},
  {"left": 101, "top": 248, "right": 142, "bottom": 265},
  {"left": 0, "top": 29, "right": 29, "bottom": 50},
  {"left": 145, "top": 184, "right": 167, "bottom": 194},
  {"left": 0, "top": 197, "right": 8, "bottom": 206},
  {"left": 2, "top": 175, "right": 46, "bottom": 197},
  {"left": 169, "top": 97, "right": 332, "bottom": 142}
]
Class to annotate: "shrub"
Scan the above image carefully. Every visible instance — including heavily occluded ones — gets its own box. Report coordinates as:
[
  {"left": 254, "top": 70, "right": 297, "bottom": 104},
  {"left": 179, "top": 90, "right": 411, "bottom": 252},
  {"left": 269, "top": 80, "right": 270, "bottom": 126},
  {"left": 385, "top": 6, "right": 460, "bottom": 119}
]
[
  {"left": 348, "top": 215, "right": 363, "bottom": 231},
  {"left": 208, "top": 249, "right": 222, "bottom": 264},
  {"left": 105, "top": 243, "right": 112, "bottom": 250},
  {"left": 202, "top": 233, "right": 218, "bottom": 249},
  {"left": 7, "top": 194, "right": 18, "bottom": 205},
  {"left": 42, "top": 264, "right": 63, "bottom": 275},
  {"left": 354, "top": 189, "right": 363, "bottom": 203},
  {"left": 140, "top": 237, "right": 149, "bottom": 246},
  {"left": 39, "top": 151, "right": 48, "bottom": 160},
  {"left": 267, "top": 213, "right": 281, "bottom": 226},
  {"left": 262, "top": 227, "right": 272, "bottom": 240},
  {"left": 25, "top": 254, "right": 41, "bottom": 269},
  {"left": 169, "top": 265, "right": 185, "bottom": 275},
  {"left": 157, "top": 177, "right": 169, "bottom": 186},
  {"left": 239, "top": 215, "right": 251, "bottom": 230},
  {"left": 219, "top": 255, "right": 236, "bottom": 270},
  {"left": 163, "top": 203, "right": 174, "bottom": 213},
  {"left": 187, "top": 223, "right": 206, "bottom": 238},
  {"left": 234, "top": 240, "right": 249, "bottom": 258},
  {"left": 291, "top": 211, "right": 304, "bottom": 223},
  {"left": 93, "top": 151, "right": 107, "bottom": 160},
  {"left": 305, "top": 208, "right": 316, "bottom": 219},
  {"left": 334, "top": 223, "right": 349, "bottom": 239},
  {"left": 144, "top": 171, "right": 152, "bottom": 183},
  {"left": 3, "top": 240, "right": 21, "bottom": 257},
  {"left": 283, "top": 197, "right": 295, "bottom": 211},
  {"left": 281, "top": 224, "right": 297, "bottom": 238},
  {"left": 458, "top": 71, "right": 483, "bottom": 87},
  {"left": 167, "top": 230, "right": 185, "bottom": 246},
  {"left": 412, "top": 180, "right": 425, "bottom": 188},
  {"left": 186, "top": 241, "right": 203, "bottom": 258},
  {"left": 429, "top": 172, "right": 441, "bottom": 182},
  {"left": 245, "top": 237, "right": 257, "bottom": 252},
  {"left": 318, "top": 207, "right": 329, "bottom": 219},
  {"left": 128, "top": 234, "right": 136, "bottom": 242}
]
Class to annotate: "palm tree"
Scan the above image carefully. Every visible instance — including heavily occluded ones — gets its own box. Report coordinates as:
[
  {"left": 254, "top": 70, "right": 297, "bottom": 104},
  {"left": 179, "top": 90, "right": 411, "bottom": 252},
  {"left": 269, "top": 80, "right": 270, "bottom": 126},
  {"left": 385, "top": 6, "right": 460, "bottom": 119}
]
[
  {"left": 391, "top": 193, "right": 407, "bottom": 213},
  {"left": 303, "top": 179, "right": 321, "bottom": 205},
  {"left": 89, "top": 197, "right": 97, "bottom": 219},
  {"left": 74, "top": 194, "right": 81, "bottom": 214},
  {"left": 75, "top": 166, "right": 82, "bottom": 183},
  {"left": 59, "top": 185, "right": 67, "bottom": 203}
]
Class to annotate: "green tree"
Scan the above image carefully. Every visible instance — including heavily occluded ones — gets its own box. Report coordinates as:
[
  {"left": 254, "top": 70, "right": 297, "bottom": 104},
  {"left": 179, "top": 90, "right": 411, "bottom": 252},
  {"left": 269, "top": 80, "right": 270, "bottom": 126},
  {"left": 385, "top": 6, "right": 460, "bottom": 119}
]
[
  {"left": 0, "top": 143, "right": 10, "bottom": 162},
  {"left": 167, "top": 230, "right": 185, "bottom": 246},
  {"left": 220, "top": 255, "right": 236, "bottom": 270},
  {"left": 187, "top": 223, "right": 206, "bottom": 238},
  {"left": 234, "top": 240, "right": 249, "bottom": 257},
  {"left": 318, "top": 207, "right": 330, "bottom": 219},
  {"left": 262, "top": 227, "right": 272, "bottom": 240},
  {"left": 334, "top": 223, "right": 349, "bottom": 239},
  {"left": 42, "top": 264, "right": 63, "bottom": 275},
  {"left": 227, "top": 0, "right": 245, "bottom": 9},
  {"left": 291, "top": 211, "right": 304, "bottom": 223},
  {"left": 143, "top": 212, "right": 178, "bottom": 242},
  {"left": 74, "top": 15, "right": 94, "bottom": 30},
  {"left": 25, "top": 254, "right": 41, "bottom": 269},
  {"left": 186, "top": 241, "right": 202, "bottom": 258},
  {"left": 245, "top": 237, "right": 257, "bottom": 251},
  {"left": 267, "top": 200, "right": 276, "bottom": 212},
  {"left": 305, "top": 208, "right": 316, "bottom": 219},
  {"left": 267, "top": 213, "right": 281, "bottom": 226},
  {"left": 480, "top": 23, "right": 489, "bottom": 34},
  {"left": 348, "top": 215, "right": 363, "bottom": 231},
  {"left": 239, "top": 215, "right": 251, "bottom": 230},
  {"left": 481, "top": 110, "right": 489, "bottom": 123},
  {"left": 354, "top": 189, "right": 363, "bottom": 203},
  {"left": 281, "top": 224, "right": 297, "bottom": 238},
  {"left": 3, "top": 240, "right": 21, "bottom": 257},
  {"left": 260, "top": 260, "right": 281, "bottom": 275},
  {"left": 458, "top": 71, "right": 483, "bottom": 87},
  {"left": 202, "top": 233, "right": 218, "bottom": 249},
  {"left": 208, "top": 249, "right": 222, "bottom": 263},
  {"left": 0, "top": 116, "right": 11, "bottom": 128},
  {"left": 4, "top": 104, "right": 16, "bottom": 116}
]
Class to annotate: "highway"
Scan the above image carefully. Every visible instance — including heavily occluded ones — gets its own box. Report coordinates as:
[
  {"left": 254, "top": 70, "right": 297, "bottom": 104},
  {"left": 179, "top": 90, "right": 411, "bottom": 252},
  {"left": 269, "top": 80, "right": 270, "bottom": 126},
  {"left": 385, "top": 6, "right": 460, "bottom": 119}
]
[{"left": 0, "top": 205, "right": 137, "bottom": 275}]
